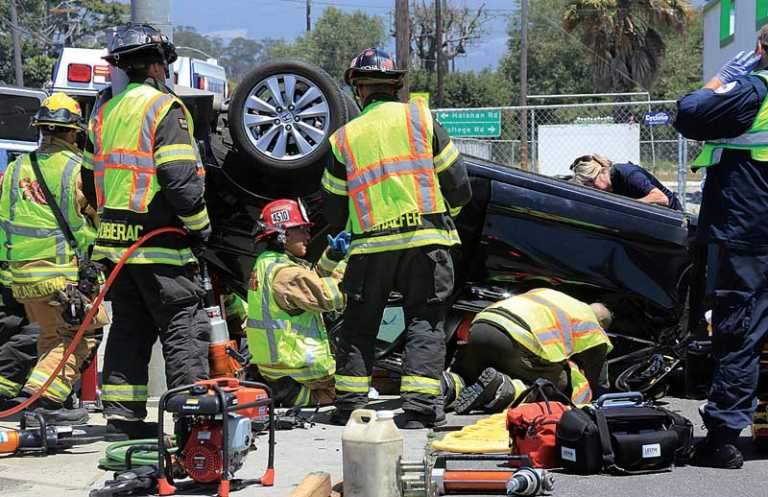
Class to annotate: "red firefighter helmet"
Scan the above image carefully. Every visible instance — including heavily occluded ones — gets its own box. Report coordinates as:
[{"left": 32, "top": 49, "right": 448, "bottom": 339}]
[{"left": 259, "top": 199, "right": 311, "bottom": 237}]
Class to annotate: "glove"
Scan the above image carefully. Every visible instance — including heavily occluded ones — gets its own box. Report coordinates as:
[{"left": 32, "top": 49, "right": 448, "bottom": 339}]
[
  {"left": 51, "top": 284, "right": 87, "bottom": 326},
  {"left": 188, "top": 224, "right": 212, "bottom": 259},
  {"left": 717, "top": 50, "right": 762, "bottom": 84},
  {"left": 327, "top": 231, "right": 351, "bottom": 260}
]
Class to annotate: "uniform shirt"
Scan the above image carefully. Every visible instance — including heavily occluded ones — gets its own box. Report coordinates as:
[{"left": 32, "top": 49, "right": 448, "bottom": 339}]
[
  {"left": 271, "top": 250, "right": 346, "bottom": 314},
  {"left": 82, "top": 76, "right": 207, "bottom": 250},
  {"left": 323, "top": 95, "right": 472, "bottom": 234},
  {"left": 610, "top": 162, "right": 682, "bottom": 211},
  {"left": 674, "top": 75, "right": 768, "bottom": 249}
]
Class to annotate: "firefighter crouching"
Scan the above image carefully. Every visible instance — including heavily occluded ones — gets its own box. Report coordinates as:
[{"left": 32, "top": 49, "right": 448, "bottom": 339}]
[
  {"left": 0, "top": 93, "right": 109, "bottom": 424},
  {"left": 322, "top": 48, "right": 472, "bottom": 429},
  {"left": 442, "top": 289, "right": 613, "bottom": 414},
  {"left": 83, "top": 23, "right": 212, "bottom": 440},
  {"left": 247, "top": 199, "right": 347, "bottom": 407}
]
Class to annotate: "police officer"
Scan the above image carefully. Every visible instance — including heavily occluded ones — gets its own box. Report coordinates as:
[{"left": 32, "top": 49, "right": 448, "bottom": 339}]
[
  {"left": 84, "top": 24, "right": 212, "bottom": 440},
  {"left": 0, "top": 94, "right": 108, "bottom": 424},
  {"left": 247, "top": 199, "right": 346, "bottom": 407},
  {"left": 442, "top": 289, "right": 612, "bottom": 414},
  {"left": 570, "top": 153, "right": 682, "bottom": 210},
  {"left": 674, "top": 28, "right": 768, "bottom": 468},
  {"left": 322, "top": 48, "right": 472, "bottom": 429}
]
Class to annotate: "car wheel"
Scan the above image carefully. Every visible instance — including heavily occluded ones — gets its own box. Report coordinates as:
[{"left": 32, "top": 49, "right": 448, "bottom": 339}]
[{"left": 228, "top": 60, "right": 345, "bottom": 176}]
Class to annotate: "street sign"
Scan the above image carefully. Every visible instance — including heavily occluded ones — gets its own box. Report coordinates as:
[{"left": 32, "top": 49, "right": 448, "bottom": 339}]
[
  {"left": 435, "top": 109, "right": 502, "bottom": 138},
  {"left": 643, "top": 111, "right": 670, "bottom": 126}
]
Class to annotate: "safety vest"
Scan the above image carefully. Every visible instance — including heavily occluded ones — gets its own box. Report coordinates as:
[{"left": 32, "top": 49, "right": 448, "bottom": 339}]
[
  {"left": 693, "top": 71, "right": 768, "bottom": 168},
  {"left": 246, "top": 251, "right": 335, "bottom": 382},
  {"left": 87, "top": 83, "right": 201, "bottom": 265},
  {"left": 473, "top": 289, "right": 613, "bottom": 405},
  {"left": 0, "top": 150, "right": 95, "bottom": 288},
  {"left": 328, "top": 100, "right": 459, "bottom": 255}
]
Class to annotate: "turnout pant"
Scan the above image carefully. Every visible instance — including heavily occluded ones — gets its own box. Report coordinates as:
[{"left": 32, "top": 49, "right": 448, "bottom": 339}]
[
  {"left": 102, "top": 264, "right": 211, "bottom": 420},
  {"left": 335, "top": 245, "right": 454, "bottom": 416},
  {"left": 703, "top": 246, "right": 768, "bottom": 441},
  {"left": 18, "top": 294, "right": 106, "bottom": 404},
  {"left": 0, "top": 313, "right": 38, "bottom": 399},
  {"left": 451, "top": 321, "right": 609, "bottom": 398},
  {"left": 255, "top": 373, "right": 335, "bottom": 408}
]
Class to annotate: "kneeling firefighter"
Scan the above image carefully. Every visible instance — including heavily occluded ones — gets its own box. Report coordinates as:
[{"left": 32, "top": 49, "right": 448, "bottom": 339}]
[
  {"left": 247, "top": 199, "right": 347, "bottom": 407},
  {"left": 0, "top": 285, "right": 40, "bottom": 407},
  {"left": 443, "top": 289, "right": 613, "bottom": 414},
  {"left": 0, "top": 93, "right": 109, "bottom": 424}
]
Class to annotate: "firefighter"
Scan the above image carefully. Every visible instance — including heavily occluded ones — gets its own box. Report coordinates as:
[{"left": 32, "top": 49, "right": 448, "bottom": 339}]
[
  {"left": 441, "top": 289, "right": 613, "bottom": 414},
  {"left": 673, "top": 28, "right": 768, "bottom": 469},
  {"left": 0, "top": 93, "right": 108, "bottom": 424},
  {"left": 83, "top": 24, "right": 212, "bottom": 440},
  {"left": 0, "top": 284, "right": 39, "bottom": 407},
  {"left": 247, "top": 199, "right": 346, "bottom": 407},
  {"left": 322, "top": 48, "right": 472, "bottom": 429}
]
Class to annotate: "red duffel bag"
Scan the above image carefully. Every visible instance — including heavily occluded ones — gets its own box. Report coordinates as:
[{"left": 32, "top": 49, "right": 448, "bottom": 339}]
[{"left": 506, "top": 379, "right": 573, "bottom": 468}]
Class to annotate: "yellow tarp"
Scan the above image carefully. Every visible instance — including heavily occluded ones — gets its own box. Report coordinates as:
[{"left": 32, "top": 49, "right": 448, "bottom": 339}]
[{"left": 431, "top": 413, "right": 510, "bottom": 454}]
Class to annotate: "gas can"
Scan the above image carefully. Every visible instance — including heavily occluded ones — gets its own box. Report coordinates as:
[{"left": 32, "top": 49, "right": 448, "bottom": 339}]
[{"left": 342, "top": 409, "right": 403, "bottom": 497}]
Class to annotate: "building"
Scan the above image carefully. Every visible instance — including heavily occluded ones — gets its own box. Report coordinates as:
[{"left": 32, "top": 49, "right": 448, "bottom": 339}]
[{"left": 703, "top": 0, "right": 768, "bottom": 79}]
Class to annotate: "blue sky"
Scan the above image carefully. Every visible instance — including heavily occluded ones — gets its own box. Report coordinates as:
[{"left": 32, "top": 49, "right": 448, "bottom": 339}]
[{"left": 166, "top": 0, "right": 514, "bottom": 71}]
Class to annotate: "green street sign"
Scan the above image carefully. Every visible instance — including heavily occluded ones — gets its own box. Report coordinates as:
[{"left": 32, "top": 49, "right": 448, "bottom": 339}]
[{"left": 435, "top": 109, "right": 502, "bottom": 138}]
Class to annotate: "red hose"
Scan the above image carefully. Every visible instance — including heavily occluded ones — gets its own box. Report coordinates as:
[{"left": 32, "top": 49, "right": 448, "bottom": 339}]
[{"left": 0, "top": 227, "right": 187, "bottom": 419}]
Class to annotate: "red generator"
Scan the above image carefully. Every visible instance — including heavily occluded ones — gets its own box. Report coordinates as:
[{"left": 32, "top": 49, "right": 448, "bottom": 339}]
[{"left": 155, "top": 378, "right": 275, "bottom": 497}]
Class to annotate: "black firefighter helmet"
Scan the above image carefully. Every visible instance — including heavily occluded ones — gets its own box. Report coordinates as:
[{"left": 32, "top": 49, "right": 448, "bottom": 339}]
[
  {"left": 104, "top": 23, "right": 178, "bottom": 69},
  {"left": 343, "top": 48, "right": 406, "bottom": 89}
]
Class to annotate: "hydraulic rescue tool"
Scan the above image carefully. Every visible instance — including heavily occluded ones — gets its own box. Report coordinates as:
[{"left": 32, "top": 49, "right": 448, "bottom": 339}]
[
  {"left": 400, "top": 454, "right": 554, "bottom": 497},
  {"left": 0, "top": 411, "right": 97, "bottom": 456}
]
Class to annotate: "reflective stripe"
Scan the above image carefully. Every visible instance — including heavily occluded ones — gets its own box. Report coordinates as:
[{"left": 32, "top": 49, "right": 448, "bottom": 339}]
[
  {"left": 0, "top": 375, "right": 21, "bottom": 397},
  {"left": 316, "top": 251, "right": 338, "bottom": 275},
  {"left": 10, "top": 266, "right": 78, "bottom": 282},
  {"left": 178, "top": 207, "right": 210, "bottom": 231},
  {"left": 262, "top": 261, "right": 283, "bottom": 362},
  {"left": 258, "top": 364, "right": 335, "bottom": 381},
  {"left": 321, "top": 277, "right": 344, "bottom": 310},
  {"left": 246, "top": 318, "right": 321, "bottom": 339},
  {"left": 102, "top": 384, "right": 149, "bottom": 402},
  {"left": 711, "top": 130, "right": 768, "bottom": 146},
  {"left": 416, "top": 170, "right": 435, "bottom": 212},
  {"left": 401, "top": 375, "right": 442, "bottom": 395},
  {"left": 321, "top": 169, "right": 347, "bottom": 196},
  {"left": 408, "top": 102, "right": 429, "bottom": 155},
  {"left": 476, "top": 308, "right": 541, "bottom": 353},
  {"left": 448, "top": 204, "right": 462, "bottom": 217},
  {"left": 26, "top": 370, "right": 70, "bottom": 403},
  {"left": 349, "top": 228, "right": 460, "bottom": 254},
  {"left": 434, "top": 140, "right": 460, "bottom": 173},
  {"left": 99, "top": 151, "right": 156, "bottom": 169},
  {"left": 140, "top": 94, "right": 176, "bottom": 151},
  {"left": 335, "top": 374, "right": 370, "bottom": 393},
  {"left": 523, "top": 293, "right": 574, "bottom": 355},
  {"left": 294, "top": 385, "right": 312, "bottom": 407},
  {"left": 0, "top": 224, "right": 60, "bottom": 238},
  {"left": 82, "top": 150, "right": 95, "bottom": 170},
  {"left": 92, "top": 245, "right": 195, "bottom": 266},
  {"left": 4, "top": 159, "right": 23, "bottom": 259},
  {"left": 347, "top": 158, "right": 434, "bottom": 193},
  {"left": 572, "top": 382, "right": 592, "bottom": 405},
  {"left": 155, "top": 144, "right": 198, "bottom": 165}
]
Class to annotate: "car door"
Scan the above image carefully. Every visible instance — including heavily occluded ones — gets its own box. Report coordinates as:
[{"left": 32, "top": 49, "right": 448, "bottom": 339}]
[{"left": 0, "top": 86, "right": 47, "bottom": 158}]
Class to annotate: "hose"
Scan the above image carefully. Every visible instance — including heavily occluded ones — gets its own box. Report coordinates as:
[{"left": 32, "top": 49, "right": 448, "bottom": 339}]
[
  {"left": 0, "top": 227, "right": 187, "bottom": 419},
  {"left": 97, "top": 438, "right": 177, "bottom": 471}
]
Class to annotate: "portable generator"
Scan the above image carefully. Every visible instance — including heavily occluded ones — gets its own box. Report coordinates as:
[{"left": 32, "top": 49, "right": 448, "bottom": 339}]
[{"left": 155, "top": 378, "right": 275, "bottom": 497}]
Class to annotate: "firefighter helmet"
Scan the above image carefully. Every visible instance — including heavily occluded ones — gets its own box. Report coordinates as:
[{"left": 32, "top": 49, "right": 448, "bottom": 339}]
[
  {"left": 259, "top": 199, "right": 312, "bottom": 238},
  {"left": 344, "top": 48, "right": 406, "bottom": 88},
  {"left": 104, "top": 23, "right": 178, "bottom": 68},
  {"left": 31, "top": 93, "right": 84, "bottom": 131}
]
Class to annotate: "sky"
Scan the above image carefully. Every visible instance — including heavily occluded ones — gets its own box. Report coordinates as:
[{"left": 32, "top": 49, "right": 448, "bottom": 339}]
[{"left": 165, "top": 0, "right": 514, "bottom": 71}]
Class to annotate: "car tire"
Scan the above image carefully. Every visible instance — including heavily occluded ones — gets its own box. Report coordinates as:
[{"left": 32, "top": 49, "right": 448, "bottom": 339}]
[{"left": 228, "top": 59, "right": 346, "bottom": 176}]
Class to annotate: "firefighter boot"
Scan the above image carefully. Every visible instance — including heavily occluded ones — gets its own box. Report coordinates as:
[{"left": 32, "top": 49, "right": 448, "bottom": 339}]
[
  {"left": 691, "top": 429, "right": 744, "bottom": 469},
  {"left": 453, "top": 368, "right": 521, "bottom": 414},
  {"left": 441, "top": 371, "right": 465, "bottom": 411},
  {"left": 6, "top": 394, "right": 89, "bottom": 426},
  {"left": 105, "top": 420, "right": 160, "bottom": 442}
]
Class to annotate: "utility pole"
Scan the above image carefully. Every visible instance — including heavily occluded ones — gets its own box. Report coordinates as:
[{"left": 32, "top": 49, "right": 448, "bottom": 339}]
[
  {"left": 131, "top": 0, "right": 172, "bottom": 40},
  {"left": 9, "top": 0, "right": 24, "bottom": 87},
  {"left": 306, "top": 0, "right": 312, "bottom": 32},
  {"left": 519, "top": 0, "right": 529, "bottom": 171},
  {"left": 435, "top": 0, "right": 444, "bottom": 106},
  {"left": 395, "top": 0, "right": 410, "bottom": 102}
]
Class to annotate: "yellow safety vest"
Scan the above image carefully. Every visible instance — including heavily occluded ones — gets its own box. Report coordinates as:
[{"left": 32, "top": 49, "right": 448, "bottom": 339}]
[
  {"left": 326, "top": 100, "right": 460, "bottom": 255},
  {"left": 693, "top": 71, "right": 768, "bottom": 168},
  {"left": 473, "top": 289, "right": 613, "bottom": 405}
]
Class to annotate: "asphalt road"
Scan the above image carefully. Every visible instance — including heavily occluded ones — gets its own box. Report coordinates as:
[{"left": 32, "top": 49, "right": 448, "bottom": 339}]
[{"left": 0, "top": 396, "right": 765, "bottom": 497}]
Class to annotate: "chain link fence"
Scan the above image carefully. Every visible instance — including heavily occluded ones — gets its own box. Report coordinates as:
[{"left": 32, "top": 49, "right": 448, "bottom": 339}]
[{"left": 432, "top": 100, "right": 703, "bottom": 213}]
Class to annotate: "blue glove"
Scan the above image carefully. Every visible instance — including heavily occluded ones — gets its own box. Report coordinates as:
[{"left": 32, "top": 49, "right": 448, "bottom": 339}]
[
  {"left": 327, "top": 231, "right": 351, "bottom": 258},
  {"left": 717, "top": 50, "right": 762, "bottom": 84}
]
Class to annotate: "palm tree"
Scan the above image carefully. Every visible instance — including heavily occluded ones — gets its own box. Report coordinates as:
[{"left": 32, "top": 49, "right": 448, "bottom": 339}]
[{"left": 563, "top": 0, "right": 692, "bottom": 91}]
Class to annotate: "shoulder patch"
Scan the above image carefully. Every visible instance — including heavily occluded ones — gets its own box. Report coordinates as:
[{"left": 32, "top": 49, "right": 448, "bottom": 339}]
[
  {"left": 714, "top": 81, "right": 737, "bottom": 94},
  {"left": 178, "top": 118, "right": 189, "bottom": 130}
]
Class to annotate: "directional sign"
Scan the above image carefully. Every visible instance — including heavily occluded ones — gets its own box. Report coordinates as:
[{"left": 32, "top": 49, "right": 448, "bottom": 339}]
[{"left": 435, "top": 109, "right": 502, "bottom": 138}]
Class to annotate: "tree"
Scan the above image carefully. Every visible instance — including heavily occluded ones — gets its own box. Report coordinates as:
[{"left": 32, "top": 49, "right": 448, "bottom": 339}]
[
  {"left": 652, "top": 7, "right": 703, "bottom": 99},
  {"left": 410, "top": 0, "right": 489, "bottom": 73},
  {"left": 410, "top": 68, "right": 512, "bottom": 107},
  {"left": 563, "top": 0, "right": 692, "bottom": 91},
  {"left": 265, "top": 7, "right": 386, "bottom": 81},
  {"left": 174, "top": 26, "right": 225, "bottom": 60},
  {"left": 220, "top": 37, "right": 266, "bottom": 81}
]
